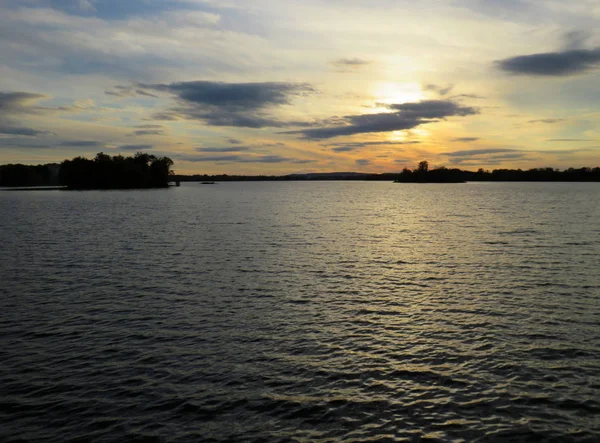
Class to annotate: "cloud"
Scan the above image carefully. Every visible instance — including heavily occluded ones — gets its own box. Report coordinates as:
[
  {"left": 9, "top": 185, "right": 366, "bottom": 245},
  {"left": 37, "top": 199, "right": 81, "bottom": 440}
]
[
  {"left": 324, "top": 140, "right": 421, "bottom": 147},
  {"left": 333, "top": 57, "right": 370, "bottom": 67},
  {"left": 0, "top": 124, "right": 52, "bottom": 137},
  {"left": 332, "top": 58, "right": 370, "bottom": 72},
  {"left": 424, "top": 84, "right": 454, "bottom": 96},
  {"left": 59, "top": 140, "right": 103, "bottom": 147},
  {"left": 451, "top": 137, "right": 480, "bottom": 142},
  {"left": 563, "top": 31, "right": 591, "bottom": 51},
  {"left": 0, "top": 91, "right": 53, "bottom": 137},
  {"left": 449, "top": 94, "right": 486, "bottom": 100},
  {"left": 355, "top": 159, "right": 371, "bottom": 166},
  {"left": 130, "top": 130, "right": 164, "bottom": 136},
  {"left": 326, "top": 140, "right": 420, "bottom": 152},
  {"left": 0, "top": 92, "right": 47, "bottom": 112},
  {"left": 118, "top": 144, "right": 153, "bottom": 151},
  {"left": 332, "top": 146, "right": 357, "bottom": 152},
  {"left": 228, "top": 138, "right": 243, "bottom": 144},
  {"left": 529, "top": 118, "right": 565, "bottom": 124},
  {"left": 181, "top": 154, "right": 313, "bottom": 164},
  {"left": 135, "top": 80, "right": 314, "bottom": 128},
  {"left": 0, "top": 138, "right": 105, "bottom": 149},
  {"left": 126, "top": 124, "right": 165, "bottom": 136},
  {"left": 443, "top": 148, "right": 519, "bottom": 157},
  {"left": 286, "top": 100, "right": 478, "bottom": 139},
  {"left": 106, "top": 86, "right": 159, "bottom": 98},
  {"left": 195, "top": 146, "right": 250, "bottom": 152},
  {"left": 136, "top": 124, "right": 163, "bottom": 129},
  {"left": 385, "top": 100, "right": 478, "bottom": 118},
  {"left": 442, "top": 147, "right": 594, "bottom": 166},
  {"left": 497, "top": 48, "right": 600, "bottom": 76},
  {"left": 546, "top": 138, "right": 592, "bottom": 142},
  {"left": 442, "top": 148, "right": 531, "bottom": 166},
  {"left": 143, "top": 81, "right": 313, "bottom": 109}
]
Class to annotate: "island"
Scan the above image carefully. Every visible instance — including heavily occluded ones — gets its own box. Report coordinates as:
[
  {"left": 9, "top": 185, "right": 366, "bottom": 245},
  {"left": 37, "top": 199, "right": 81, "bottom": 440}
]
[
  {"left": 394, "top": 161, "right": 466, "bottom": 183},
  {"left": 58, "top": 152, "right": 174, "bottom": 189},
  {"left": 2, "top": 156, "right": 600, "bottom": 188}
]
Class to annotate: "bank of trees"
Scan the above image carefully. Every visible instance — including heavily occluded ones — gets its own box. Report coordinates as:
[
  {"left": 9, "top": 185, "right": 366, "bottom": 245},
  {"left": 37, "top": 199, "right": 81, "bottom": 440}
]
[
  {"left": 59, "top": 152, "right": 174, "bottom": 189},
  {"left": 394, "top": 161, "right": 600, "bottom": 183},
  {"left": 394, "top": 161, "right": 467, "bottom": 183},
  {"left": 0, "top": 164, "right": 59, "bottom": 187}
]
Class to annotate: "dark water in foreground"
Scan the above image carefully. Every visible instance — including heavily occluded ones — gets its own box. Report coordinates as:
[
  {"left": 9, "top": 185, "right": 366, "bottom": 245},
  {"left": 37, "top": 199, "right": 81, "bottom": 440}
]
[{"left": 1, "top": 182, "right": 599, "bottom": 442}]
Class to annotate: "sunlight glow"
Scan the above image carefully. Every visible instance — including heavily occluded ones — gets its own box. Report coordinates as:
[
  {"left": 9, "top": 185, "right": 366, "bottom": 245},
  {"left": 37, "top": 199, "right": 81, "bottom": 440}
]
[{"left": 374, "top": 82, "right": 424, "bottom": 105}]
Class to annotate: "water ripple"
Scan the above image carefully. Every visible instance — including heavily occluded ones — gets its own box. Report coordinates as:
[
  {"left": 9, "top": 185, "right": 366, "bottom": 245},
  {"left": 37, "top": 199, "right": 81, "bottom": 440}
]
[{"left": 1, "top": 182, "right": 599, "bottom": 442}]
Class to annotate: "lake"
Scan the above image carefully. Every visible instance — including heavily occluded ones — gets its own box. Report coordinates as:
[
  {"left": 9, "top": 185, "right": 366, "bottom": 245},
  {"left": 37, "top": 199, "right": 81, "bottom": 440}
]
[{"left": 1, "top": 182, "right": 599, "bottom": 442}]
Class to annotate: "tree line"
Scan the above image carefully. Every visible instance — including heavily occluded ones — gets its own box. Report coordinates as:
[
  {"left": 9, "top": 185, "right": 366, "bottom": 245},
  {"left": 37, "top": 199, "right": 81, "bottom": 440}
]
[
  {"left": 2, "top": 157, "right": 600, "bottom": 187},
  {"left": 173, "top": 161, "right": 600, "bottom": 183},
  {"left": 393, "top": 161, "right": 600, "bottom": 183},
  {"left": 0, "top": 152, "right": 174, "bottom": 188},
  {"left": 60, "top": 152, "right": 174, "bottom": 189}
]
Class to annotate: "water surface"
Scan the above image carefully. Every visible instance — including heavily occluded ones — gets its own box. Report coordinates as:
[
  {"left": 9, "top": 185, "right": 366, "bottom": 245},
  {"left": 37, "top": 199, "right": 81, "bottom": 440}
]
[{"left": 1, "top": 182, "right": 599, "bottom": 442}]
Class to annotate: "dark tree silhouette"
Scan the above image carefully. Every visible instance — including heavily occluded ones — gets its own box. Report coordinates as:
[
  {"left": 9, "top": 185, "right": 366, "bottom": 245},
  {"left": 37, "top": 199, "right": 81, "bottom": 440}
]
[
  {"left": 59, "top": 152, "right": 174, "bottom": 189},
  {"left": 393, "top": 161, "right": 600, "bottom": 183}
]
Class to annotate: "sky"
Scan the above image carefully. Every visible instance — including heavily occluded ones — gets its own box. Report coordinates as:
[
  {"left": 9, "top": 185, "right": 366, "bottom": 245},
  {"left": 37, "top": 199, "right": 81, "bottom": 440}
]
[{"left": 1, "top": 0, "right": 600, "bottom": 174}]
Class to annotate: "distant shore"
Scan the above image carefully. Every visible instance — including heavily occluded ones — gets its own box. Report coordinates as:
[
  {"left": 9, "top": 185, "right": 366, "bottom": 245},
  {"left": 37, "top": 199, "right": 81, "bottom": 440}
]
[
  {"left": 2, "top": 157, "right": 600, "bottom": 187},
  {"left": 1, "top": 185, "right": 175, "bottom": 191}
]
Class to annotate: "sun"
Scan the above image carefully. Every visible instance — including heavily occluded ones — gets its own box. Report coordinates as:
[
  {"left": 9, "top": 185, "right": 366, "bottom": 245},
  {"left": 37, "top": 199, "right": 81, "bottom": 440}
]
[{"left": 374, "top": 82, "right": 424, "bottom": 106}]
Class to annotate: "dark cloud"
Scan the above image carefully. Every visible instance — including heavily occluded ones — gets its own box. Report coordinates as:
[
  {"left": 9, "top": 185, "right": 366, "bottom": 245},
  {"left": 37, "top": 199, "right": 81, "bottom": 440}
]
[
  {"left": 385, "top": 100, "right": 478, "bottom": 118},
  {"left": 127, "top": 124, "right": 165, "bottom": 136},
  {"left": 324, "top": 140, "right": 421, "bottom": 147},
  {"left": 181, "top": 154, "right": 313, "bottom": 164},
  {"left": 563, "top": 31, "right": 591, "bottom": 51},
  {"left": 332, "top": 58, "right": 370, "bottom": 72},
  {"left": 0, "top": 124, "right": 51, "bottom": 137},
  {"left": 444, "top": 147, "right": 592, "bottom": 165},
  {"left": 333, "top": 58, "right": 370, "bottom": 67},
  {"left": 135, "top": 89, "right": 159, "bottom": 98},
  {"left": 152, "top": 111, "right": 284, "bottom": 128},
  {"left": 130, "top": 130, "right": 164, "bottom": 136},
  {"left": 355, "top": 159, "right": 371, "bottom": 166},
  {"left": 105, "top": 87, "right": 158, "bottom": 98},
  {"left": 105, "top": 86, "right": 137, "bottom": 97},
  {"left": 286, "top": 100, "right": 478, "bottom": 139},
  {"left": 149, "top": 112, "right": 179, "bottom": 121},
  {"left": 443, "top": 148, "right": 519, "bottom": 157},
  {"left": 497, "top": 48, "right": 600, "bottom": 76},
  {"left": 145, "top": 81, "right": 314, "bottom": 108},
  {"left": 0, "top": 92, "right": 52, "bottom": 137},
  {"left": 449, "top": 94, "right": 486, "bottom": 100},
  {"left": 451, "top": 137, "right": 480, "bottom": 142},
  {"left": 327, "top": 140, "right": 420, "bottom": 152},
  {"left": 134, "top": 80, "right": 314, "bottom": 128},
  {"left": 291, "top": 159, "right": 317, "bottom": 164},
  {"left": 195, "top": 146, "right": 250, "bottom": 153},
  {"left": 118, "top": 144, "right": 154, "bottom": 151},
  {"left": 424, "top": 84, "right": 454, "bottom": 96},
  {"left": 529, "top": 118, "right": 565, "bottom": 124},
  {"left": 0, "top": 138, "right": 105, "bottom": 149},
  {"left": 0, "top": 92, "right": 47, "bottom": 112},
  {"left": 136, "top": 124, "right": 163, "bottom": 129},
  {"left": 444, "top": 149, "right": 530, "bottom": 166},
  {"left": 332, "top": 146, "right": 357, "bottom": 152},
  {"left": 228, "top": 138, "right": 243, "bottom": 144},
  {"left": 59, "top": 140, "right": 103, "bottom": 147}
]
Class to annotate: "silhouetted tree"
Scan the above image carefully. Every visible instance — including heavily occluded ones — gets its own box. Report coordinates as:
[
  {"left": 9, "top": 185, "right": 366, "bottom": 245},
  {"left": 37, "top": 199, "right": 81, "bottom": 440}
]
[{"left": 58, "top": 152, "right": 174, "bottom": 189}]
